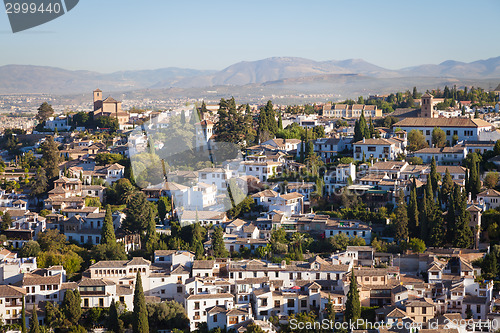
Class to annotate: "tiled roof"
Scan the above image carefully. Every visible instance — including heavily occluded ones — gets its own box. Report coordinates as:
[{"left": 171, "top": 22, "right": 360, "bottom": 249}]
[{"left": 394, "top": 117, "right": 492, "bottom": 128}]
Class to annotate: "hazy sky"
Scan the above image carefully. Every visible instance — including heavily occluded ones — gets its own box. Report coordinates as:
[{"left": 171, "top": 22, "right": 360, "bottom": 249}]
[{"left": 1, "top": 0, "right": 499, "bottom": 72}]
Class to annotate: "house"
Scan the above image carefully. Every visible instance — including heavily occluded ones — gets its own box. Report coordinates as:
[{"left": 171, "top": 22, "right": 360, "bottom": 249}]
[
  {"left": 393, "top": 117, "right": 494, "bottom": 146},
  {"left": 78, "top": 278, "right": 134, "bottom": 310},
  {"left": 185, "top": 293, "right": 234, "bottom": 331},
  {"left": 404, "top": 299, "right": 436, "bottom": 324},
  {"left": 353, "top": 138, "right": 404, "bottom": 161},
  {"left": 0, "top": 285, "right": 27, "bottom": 325},
  {"left": 178, "top": 210, "right": 228, "bottom": 227},
  {"left": 322, "top": 103, "right": 382, "bottom": 118},
  {"left": 267, "top": 193, "right": 304, "bottom": 218},
  {"left": 413, "top": 147, "right": 467, "bottom": 166},
  {"left": 261, "top": 138, "right": 301, "bottom": 152},
  {"left": 243, "top": 161, "right": 282, "bottom": 182},
  {"left": 324, "top": 220, "right": 372, "bottom": 244},
  {"left": 297, "top": 137, "right": 352, "bottom": 163},
  {"left": 477, "top": 189, "right": 500, "bottom": 210}
]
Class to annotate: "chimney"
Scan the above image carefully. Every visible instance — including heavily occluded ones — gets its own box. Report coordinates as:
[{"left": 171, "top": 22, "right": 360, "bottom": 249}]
[{"left": 363, "top": 138, "right": 366, "bottom": 143}]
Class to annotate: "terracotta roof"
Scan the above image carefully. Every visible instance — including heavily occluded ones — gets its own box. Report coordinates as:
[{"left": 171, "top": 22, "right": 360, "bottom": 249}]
[
  {"left": 478, "top": 189, "right": 500, "bottom": 197},
  {"left": 394, "top": 117, "right": 493, "bottom": 128},
  {"left": 0, "top": 285, "right": 26, "bottom": 297},
  {"left": 186, "top": 293, "right": 233, "bottom": 300}
]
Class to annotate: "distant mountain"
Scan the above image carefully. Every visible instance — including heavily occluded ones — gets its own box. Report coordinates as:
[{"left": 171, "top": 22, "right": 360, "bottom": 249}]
[
  {"left": 1, "top": 56, "right": 500, "bottom": 96},
  {"left": 155, "top": 57, "right": 399, "bottom": 88},
  {"left": 401, "top": 56, "right": 500, "bottom": 78},
  {"left": 0, "top": 65, "right": 215, "bottom": 94}
]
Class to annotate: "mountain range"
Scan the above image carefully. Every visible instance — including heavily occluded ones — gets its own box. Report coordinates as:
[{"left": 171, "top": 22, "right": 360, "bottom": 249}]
[{"left": 1, "top": 56, "right": 500, "bottom": 98}]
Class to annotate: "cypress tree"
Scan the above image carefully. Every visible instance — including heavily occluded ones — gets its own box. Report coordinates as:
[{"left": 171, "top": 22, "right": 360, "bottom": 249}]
[
  {"left": 452, "top": 186, "right": 473, "bottom": 248},
  {"left": 22, "top": 296, "right": 26, "bottom": 333},
  {"left": 441, "top": 168, "right": 454, "bottom": 202},
  {"left": 29, "top": 305, "right": 40, "bottom": 333},
  {"left": 109, "top": 299, "right": 124, "bottom": 333},
  {"left": 62, "top": 289, "right": 81, "bottom": 325},
  {"left": 419, "top": 187, "right": 429, "bottom": 242},
  {"left": 278, "top": 112, "right": 283, "bottom": 130},
  {"left": 430, "top": 157, "right": 440, "bottom": 193},
  {"left": 101, "top": 205, "right": 116, "bottom": 245},
  {"left": 345, "top": 270, "right": 361, "bottom": 322},
  {"left": 133, "top": 272, "right": 149, "bottom": 333},
  {"left": 408, "top": 178, "right": 419, "bottom": 237},
  {"left": 394, "top": 190, "right": 409, "bottom": 243}
]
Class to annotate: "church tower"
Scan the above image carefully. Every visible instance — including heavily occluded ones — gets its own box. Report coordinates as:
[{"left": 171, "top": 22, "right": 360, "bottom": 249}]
[
  {"left": 93, "top": 88, "right": 103, "bottom": 111},
  {"left": 420, "top": 93, "right": 435, "bottom": 118}
]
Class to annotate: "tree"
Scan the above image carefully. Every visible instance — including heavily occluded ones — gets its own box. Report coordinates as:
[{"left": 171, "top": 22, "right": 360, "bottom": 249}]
[
  {"left": 408, "top": 178, "right": 419, "bottom": 237},
  {"left": 1, "top": 211, "right": 12, "bottom": 231},
  {"left": 62, "top": 289, "right": 81, "bottom": 325},
  {"left": 108, "top": 300, "right": 124, "bottom": 333},
  {"left": 430, "top": 157, "right": 440, "bottom": 194},
  {"left": 344, "top": 270, "right": 361, "bottom": 322},
  {"left": 432, "top": 127, "right": 446, "bottom": 148},
  {"left": 20, "top": 241, "right": 40, "bottom": 258},
  {"left": 484, "top": 172, "right": 499, "bottom": 189},
  {"left": 30, "top": 168, "right": 48, "bottom": 197},
  {"left": 133, "top": 272, "right": 149, "bottom": 333},
  {"left": 157, "top": 196, "right": 171, "bottom": 222},
  {"left": 441, "top": 168, "right": 454, "bottom": 200},
  {"left": 450, "top": 185, "right": 473, "bottom": 248},
  {"left": 407, "top": 129, "right": 428, "bottom": 151},
  {"left": 123, "top": 191, "right": 152, "bottom": 234},
  {"left": 494, "top": 140, "right": 500, "bottom": 156},
  {"left": 29, "top": 305, "right": 40, "bottom": 333},
  {"left": 101, "top": 205, "right": 116, "bottom": 245},
  {"left": 22, "top": 296, "right": 26, "bottom": 333},
  {"left": 212, "top": 226, "right": 228, "bottom": 258},
  {"left": 408, "top": 238, "right": 426, "bottom": 253},
  {"left": 246, "top": 323, "right": 266, "bottom": 333},
  {"left": 36, "top": 102, "right": 54, "bottom": 123},
  {"left": 40, "top": 136, "right": 61, "bottom": 180},
  {"left": 394, "top": 190, "right": 408, "bottom": 243},
  {"left": 469, "top": 155, "right": 481, "bottom": 199}
]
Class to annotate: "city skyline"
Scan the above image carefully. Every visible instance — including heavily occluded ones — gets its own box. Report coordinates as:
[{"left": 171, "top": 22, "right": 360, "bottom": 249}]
[{"left": 1, "top": 0, "right": 499, "bottom": 72}]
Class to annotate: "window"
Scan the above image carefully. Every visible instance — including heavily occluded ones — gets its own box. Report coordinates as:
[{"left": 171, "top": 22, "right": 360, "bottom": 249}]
[
  {"left": 99, "top": 298, "right": 104, "bottom": 307},
  {"left": 195, "top": 302, "right": 200, "bottom": 310},
  {"left": 301, "top": 300, "right": 307, "bottom": 308},
  {"left": 275, "top": 300, "right": 280, "bottom": 308},
  {"left": 287, "top": 299, "right": 295, "bottom": 307},
  {"left": 177, "top": 286, "right": 182, "bottom": 293},
  {"left": 213, "top": 314, "right": 218, "bottom": 322},
  {"left": 422, "top": 307, "right": 426, "bottom": 314}
]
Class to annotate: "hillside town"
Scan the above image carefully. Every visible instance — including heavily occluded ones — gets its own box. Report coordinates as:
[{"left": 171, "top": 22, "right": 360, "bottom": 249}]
[{"left": 1, "top": 84, "right": 500, "bottom": 333}]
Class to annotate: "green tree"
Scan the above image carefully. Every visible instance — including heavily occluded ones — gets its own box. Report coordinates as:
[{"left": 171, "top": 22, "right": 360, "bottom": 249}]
[
  {"left": 469, "top": 155, "right": 481, "bottom": 199},
  {"left": 450, "top": 185, "right": 473, "bottom": 248},
  {"left": 101, "top": 205, "right": 116, "bottom": 245},
  {"left": 408, "top": 238, "right": 426, "bottom": 253},
  {"left": 429, "top": 157, "right": 440, "bottom": 194},
  {"left": 212, "top": 226, "right": 228, "bottom": 258},
  {"left": 441, "top": 168, "right": 454, "bottom": 200},
  {"left": 157, "top": 196, "right": 171, "bottom": 222},
  {"left": 432, "top": 127, "right": 446, "bottom": 148},
  {"left": 133, "top": 272, "right": 149, "bottom": 333},
  {"left": 484, "top": 172, "right": 499, "bottom": 189},
  {"left": 62, "top": 289, "right": 82, "bottom": 325},
  {"left": 494, "top": 140, "right": 500, "bottom": 155},
  {"left": 123, "top": 191, "right": 152, "bottom": 234},
  {"left": 20, "top": 241, "right": 40, "bottom": 258},
  {"left": 394, "top": 190, "right": 408, "bottom": 243},
  {"left": 345, "top": 270, "right": 361, "bottom": 322},
  {"left": 22, "top": 296, "right": 26, "bottom": 333},
  {"left": 30, "top": 167, "right": 49, "bottom": 197},
  {"left": 408, "top": 178, "right": 419, "bottom": 237},
  {"left": 36, "top": 102, "right": 54, "bottom": 123},
  {"left": 108, "top": 299, "right": 124, "bottom": 333},
  {"left": 29, "top": 305, "right": 40, "bottom": 333},
  {"left": 407, "top": 129, "right": 428, "bottom": 151},
  {"left": 1, "top": 211, "right": 12, "bottom": 231},
  {"left": 40, "top": 136, "right": 61, "bottom": 180}
]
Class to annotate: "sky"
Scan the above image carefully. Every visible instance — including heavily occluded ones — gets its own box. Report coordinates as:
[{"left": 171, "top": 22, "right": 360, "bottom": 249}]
[{"left": 1, "top": 0, "right": 499, "bottom": 73}]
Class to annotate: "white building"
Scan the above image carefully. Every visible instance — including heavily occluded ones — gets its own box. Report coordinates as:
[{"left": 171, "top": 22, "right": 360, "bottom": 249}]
[
  {"left": 413, "top": 147, "right": 467, "bottom": 165},
  {"left": 353, "top": 138, "right": 404, "bottom": 161},
  {"left": 394, "top": 118, "right": 494, "bottom": 146}
]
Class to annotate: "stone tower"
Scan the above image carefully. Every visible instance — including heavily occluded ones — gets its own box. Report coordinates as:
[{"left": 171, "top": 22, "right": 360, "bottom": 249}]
[
  {"left": 420, "top": 93, "right": 436, "bottom": 118},
  {"left": 93, "top": 88, "right": 103, "bottom": 111}
]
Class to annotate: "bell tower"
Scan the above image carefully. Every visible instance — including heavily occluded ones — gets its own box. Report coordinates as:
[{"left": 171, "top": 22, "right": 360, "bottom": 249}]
[
  {"left": 93, "top": 88, "right": 103, "bottom": 111},
  {"left": 420, "top": 93, "right": 435, "bottom": 118}
]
